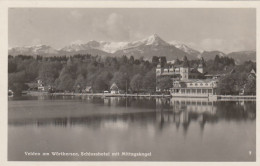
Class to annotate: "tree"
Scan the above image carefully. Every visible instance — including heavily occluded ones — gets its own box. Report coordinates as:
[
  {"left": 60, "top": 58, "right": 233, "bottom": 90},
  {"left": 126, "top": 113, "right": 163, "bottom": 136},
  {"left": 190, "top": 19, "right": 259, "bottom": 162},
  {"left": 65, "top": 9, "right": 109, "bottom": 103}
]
[
  {"left": 130, "top": 74, "right": 143, "bottom": 93},
  {"left": 73, "top": 74, "right": 86, "bottom": 92},
  {"left": 8, "top": 60, "right": 17, "bottom": 73},
  {"left": 93, "top": 71, "right": 112, "bottom": 92},
  {"left": 200, "top": 57, "right": 206, "bottom": 67},
  {"left": 217, "top": 74, "right": 237, "bottom": 95},
  {"left": 56, "top": 73, "right": 75, "bottom": 91},
  {"left": 160, "top": 57, "right": 167, "bottom": 67},
  {"left": 143, "top": 70, "right": 156, "bottom": 92},
  {"left": 110, "top": 72, "right": 128, "bottom": 91},
  {"left": 152, "top": 56, "right": 159, "bottom": 65},
  {"left": 25, "top": 60, "right": 40, "bottom": 82},
  {"left": 214, "top": 55, "right": 220, "bottom": 64},
  {"left": 8, "top": 71, "right": 28, "bottom": 95},
  {"left": 182, "top": 56, "right": 189, "bottom": 67},
  {"left": 157, "top": 76, "right": 173, "bottom": 91},
  {"left": 38, "top": 62, "right": 62, "bottom": 86},
  {"left": 56, "top": 65, "right": 76, "bottom": 91},
  {"left": 174, "top": 58, "right": 181, "bottom": 65},
  {"left": 244, "top": 78, "right": 256, "bottom": 95},
  {"left": 129, "top": 56, "right": 135, "bottom": 64}
]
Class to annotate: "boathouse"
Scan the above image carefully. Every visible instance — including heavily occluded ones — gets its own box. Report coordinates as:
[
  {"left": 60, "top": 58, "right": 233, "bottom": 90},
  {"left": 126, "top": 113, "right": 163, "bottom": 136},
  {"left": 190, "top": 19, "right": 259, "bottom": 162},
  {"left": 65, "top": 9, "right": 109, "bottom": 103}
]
[{"left": 171, "top": 79, "right": 218, "bottom": 97}]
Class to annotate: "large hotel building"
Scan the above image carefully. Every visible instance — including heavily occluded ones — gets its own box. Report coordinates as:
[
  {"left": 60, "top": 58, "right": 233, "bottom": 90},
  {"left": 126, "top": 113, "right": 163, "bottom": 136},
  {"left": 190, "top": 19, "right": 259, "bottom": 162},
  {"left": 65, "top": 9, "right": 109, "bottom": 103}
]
[{"left": 156, "top": 57, "right": 218, "bottom": 97}]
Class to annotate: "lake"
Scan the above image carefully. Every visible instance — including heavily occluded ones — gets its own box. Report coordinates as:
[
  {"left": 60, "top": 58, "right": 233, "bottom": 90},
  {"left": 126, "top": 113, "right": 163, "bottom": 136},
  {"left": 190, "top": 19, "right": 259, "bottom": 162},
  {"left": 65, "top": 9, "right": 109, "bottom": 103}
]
[{"left": 8, "top": 96, "right": 256, "bottom": 161}]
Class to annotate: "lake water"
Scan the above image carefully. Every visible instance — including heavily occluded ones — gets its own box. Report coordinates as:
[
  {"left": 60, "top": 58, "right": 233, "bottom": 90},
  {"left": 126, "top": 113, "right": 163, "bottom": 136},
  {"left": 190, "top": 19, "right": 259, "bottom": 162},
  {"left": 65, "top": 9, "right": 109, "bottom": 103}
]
[{"left": 8, "top": 96, "right": 256, "bottom": 161}]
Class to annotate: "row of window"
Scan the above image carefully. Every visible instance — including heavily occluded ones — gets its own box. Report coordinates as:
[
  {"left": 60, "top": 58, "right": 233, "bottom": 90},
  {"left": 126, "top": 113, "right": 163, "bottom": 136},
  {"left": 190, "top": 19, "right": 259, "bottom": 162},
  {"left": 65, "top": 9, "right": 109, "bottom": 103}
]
[
  {"left": 189, "top": 83, "right": 213, "bottom": 86},
  {"left": 173, "top": 89, "right": 213, "bottom": 94},
  {"left": 173, "top": 101, "right": 213, "bottom": 106},
  {"left": 162, "top": 68, "right": 188, "bottom": 72}
]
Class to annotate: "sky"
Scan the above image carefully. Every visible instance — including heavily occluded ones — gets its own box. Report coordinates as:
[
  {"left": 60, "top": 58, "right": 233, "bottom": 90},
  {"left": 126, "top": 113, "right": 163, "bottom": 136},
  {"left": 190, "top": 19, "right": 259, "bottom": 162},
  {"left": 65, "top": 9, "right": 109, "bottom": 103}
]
[{"left": 9, "top": 8, "right": 256, "bottom": 53}]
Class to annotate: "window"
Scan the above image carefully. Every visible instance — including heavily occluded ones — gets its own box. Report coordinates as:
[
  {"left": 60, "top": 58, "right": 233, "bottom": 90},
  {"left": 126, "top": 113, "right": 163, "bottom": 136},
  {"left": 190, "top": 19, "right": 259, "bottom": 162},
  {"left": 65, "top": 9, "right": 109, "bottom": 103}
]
[
  {"left": 195, "top": 83, "right": 198, "bottom": 86},
  {"left": 197, "top": 89, "right": 201, "bottom": 93},
  {"left": 200, "top": 83, "right": 203, "bottom": 86},
  {"left": 190, "top": 83, "right": 193, "bottom": 86}
]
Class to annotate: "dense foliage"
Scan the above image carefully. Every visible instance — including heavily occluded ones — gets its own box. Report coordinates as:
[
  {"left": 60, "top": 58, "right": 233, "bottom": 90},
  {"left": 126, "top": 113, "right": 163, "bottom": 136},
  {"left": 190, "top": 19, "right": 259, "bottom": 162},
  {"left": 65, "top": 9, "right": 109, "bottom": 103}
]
[
  {"left": 8, "top": 54, "right": 156, "bottom": 94},
  {"left": 8, "top": 54, "right": 256, "bottom": 95}
]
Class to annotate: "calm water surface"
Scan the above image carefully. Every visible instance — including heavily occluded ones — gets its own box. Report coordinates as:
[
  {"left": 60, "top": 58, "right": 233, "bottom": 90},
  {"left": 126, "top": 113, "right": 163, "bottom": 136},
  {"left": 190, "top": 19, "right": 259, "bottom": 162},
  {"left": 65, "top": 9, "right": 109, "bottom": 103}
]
[{"left": 8, "top": 96, "right": 256, "bottom": 161}]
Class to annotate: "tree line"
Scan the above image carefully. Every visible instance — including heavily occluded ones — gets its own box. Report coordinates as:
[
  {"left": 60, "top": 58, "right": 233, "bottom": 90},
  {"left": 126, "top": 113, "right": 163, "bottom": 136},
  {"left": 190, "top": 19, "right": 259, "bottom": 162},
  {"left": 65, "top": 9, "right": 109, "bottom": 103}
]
[
  {"left": 8, "top": 54, "right": 156, "bottom": 95},
  {"left": 8, "top": 54, "right": 256, "bottom": 95}
]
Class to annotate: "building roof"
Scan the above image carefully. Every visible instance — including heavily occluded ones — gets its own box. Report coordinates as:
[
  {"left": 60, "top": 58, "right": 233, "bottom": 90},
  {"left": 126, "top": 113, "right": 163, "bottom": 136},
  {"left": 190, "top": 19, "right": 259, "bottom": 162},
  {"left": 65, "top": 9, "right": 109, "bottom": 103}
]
[
  {"left": 190, "top": 68, "right": 201, "bottom": 74},
  {"left": 250, "top": 69, "right": 256, "bottom": 74},
  {"left": 110, "top": 83, "right": 119, "bottom": 91},
  {"left": 175, "top": 79, "right": 218, "bottom": 84},
  {"left": 85, "top": 86, "right": 92, "bottom": 91}
]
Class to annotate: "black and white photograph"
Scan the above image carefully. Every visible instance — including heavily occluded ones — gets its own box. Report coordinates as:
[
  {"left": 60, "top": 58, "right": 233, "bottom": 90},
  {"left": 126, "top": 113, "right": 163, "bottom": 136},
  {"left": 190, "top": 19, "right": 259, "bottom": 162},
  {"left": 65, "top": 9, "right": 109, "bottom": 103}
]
[{"left": 4, "top": 2, "right": 257, "bottom": 163}]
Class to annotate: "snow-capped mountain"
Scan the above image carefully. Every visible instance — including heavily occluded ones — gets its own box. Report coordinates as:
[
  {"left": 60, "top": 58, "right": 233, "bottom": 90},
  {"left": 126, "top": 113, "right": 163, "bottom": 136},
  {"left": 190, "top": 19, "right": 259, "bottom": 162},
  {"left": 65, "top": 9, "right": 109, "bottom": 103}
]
[
  {"left": 8, "top": 34, "right": 256, "bottom": 63},
  {"left": 58, "top": 34, "right": 193, "bottom": 60},
  {"left": 171, "top": 43, "right": 201, "bottom": 58},
  {"left": 61, "top": 40, "right": 128, "bottom": 53},
  {"left": 100, "top": 41, "right": 128, "bottom": 53},
  {"left": 113, "top": 34, "right": 196, "bottom": 61},
  {"left": 9, "top": 45, "right": 58, "bottom": 56}
]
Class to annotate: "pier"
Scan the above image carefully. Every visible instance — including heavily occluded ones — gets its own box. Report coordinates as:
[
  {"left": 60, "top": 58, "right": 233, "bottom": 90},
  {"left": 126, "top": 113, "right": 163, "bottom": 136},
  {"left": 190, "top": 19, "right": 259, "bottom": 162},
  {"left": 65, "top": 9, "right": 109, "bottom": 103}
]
[{"left": 217, "top": 95, "right": 256, "bottom": 101}]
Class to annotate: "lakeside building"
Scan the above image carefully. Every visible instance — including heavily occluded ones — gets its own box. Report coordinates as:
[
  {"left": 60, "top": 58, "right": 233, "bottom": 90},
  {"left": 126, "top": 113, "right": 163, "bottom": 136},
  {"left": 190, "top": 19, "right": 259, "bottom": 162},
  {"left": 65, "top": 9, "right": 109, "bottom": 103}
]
[
  {"left": 156, "top": 57, "right": 218, "bottom": 97},
  {"left": 171, "top": 79, "right": 218, "bottom": 97},
  {"left": 110, "top": 83, "right": 120, "bottom": 94}
]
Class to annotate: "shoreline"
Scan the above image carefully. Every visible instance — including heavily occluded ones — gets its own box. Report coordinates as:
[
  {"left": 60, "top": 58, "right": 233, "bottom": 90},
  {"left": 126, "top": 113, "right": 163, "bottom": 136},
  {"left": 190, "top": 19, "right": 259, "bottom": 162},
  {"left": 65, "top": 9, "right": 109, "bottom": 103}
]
[{"left": 18, "top": 91, "right": 256, "bottom": 101}]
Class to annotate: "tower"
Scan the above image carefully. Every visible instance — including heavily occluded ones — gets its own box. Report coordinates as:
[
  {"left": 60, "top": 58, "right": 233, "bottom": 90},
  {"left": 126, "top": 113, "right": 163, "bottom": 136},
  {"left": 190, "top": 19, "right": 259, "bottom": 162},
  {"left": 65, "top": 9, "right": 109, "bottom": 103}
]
[
  {"left": 180, "top": 56, "right": 189, "bottom": 80},
  {"left": 198, "top": 63, "right": 204, "bottom": 74},
  {"left": 198, "top": 57, "right": 205, "bottom": 74},
  {"left": 180, "top": 66, "right": 189, "bottom": 80},
  {"left": 156, "top": 64, "right": 162, "bottom": 76}
]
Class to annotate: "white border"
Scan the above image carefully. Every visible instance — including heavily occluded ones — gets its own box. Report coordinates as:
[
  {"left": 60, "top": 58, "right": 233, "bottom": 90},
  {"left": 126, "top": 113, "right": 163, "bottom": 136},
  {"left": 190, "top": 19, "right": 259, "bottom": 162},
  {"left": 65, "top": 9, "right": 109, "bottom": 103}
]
[{"left": 0, "top": 1, "right": 259, "bottom": 166}]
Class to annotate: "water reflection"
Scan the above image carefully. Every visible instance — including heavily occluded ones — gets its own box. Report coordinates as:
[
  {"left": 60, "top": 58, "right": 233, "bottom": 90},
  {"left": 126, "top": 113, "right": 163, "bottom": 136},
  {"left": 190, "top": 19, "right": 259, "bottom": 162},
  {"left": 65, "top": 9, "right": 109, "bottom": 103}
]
[
  {"left": 9, "top": 96, "right": 256, "bottom": 134},
  {"left": 8, "top": 96, "right": 256, "bottom": 161}
]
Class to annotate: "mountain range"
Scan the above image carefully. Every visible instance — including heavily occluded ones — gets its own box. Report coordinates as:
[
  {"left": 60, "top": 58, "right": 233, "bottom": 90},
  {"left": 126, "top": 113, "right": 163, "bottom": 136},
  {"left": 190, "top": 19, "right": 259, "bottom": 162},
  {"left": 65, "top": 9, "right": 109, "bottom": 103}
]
[{"left": 9, "top": 34, "right": 256, "bottom": 64}]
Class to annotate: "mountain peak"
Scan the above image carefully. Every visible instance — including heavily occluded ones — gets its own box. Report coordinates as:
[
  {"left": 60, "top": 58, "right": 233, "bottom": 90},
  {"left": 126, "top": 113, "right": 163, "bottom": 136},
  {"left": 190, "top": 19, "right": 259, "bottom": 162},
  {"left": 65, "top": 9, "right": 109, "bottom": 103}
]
[{"left": 143, "top": 34, "right": 168, "bottom": 46}]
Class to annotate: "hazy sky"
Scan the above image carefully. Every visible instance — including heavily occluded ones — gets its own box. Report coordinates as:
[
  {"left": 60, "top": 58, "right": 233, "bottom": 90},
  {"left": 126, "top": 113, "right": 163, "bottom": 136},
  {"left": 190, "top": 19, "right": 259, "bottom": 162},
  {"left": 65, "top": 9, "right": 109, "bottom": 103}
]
[{"left": 9, "top": 8, "right": 256, "bottom": 53}]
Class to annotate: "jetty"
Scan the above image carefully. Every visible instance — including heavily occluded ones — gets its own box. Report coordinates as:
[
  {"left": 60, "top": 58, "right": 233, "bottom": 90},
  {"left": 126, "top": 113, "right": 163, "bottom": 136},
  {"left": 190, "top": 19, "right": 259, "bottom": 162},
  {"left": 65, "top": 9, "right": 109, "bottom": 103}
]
[{"left": 217, "top": 95, "right": 256, "bottom": 101}]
